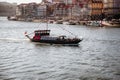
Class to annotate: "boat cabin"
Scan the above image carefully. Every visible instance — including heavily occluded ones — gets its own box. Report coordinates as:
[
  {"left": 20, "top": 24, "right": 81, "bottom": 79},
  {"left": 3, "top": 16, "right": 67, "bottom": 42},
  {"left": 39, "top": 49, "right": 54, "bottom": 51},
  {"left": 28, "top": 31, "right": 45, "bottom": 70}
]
[
  {"left": 34, "top": 30, "right": 50, "bottom": 36},
  {"left": 33, "top": 30, "right": 50, "bottom": 40},
  {"left": 58, "top": 35, "right": 66, "bottom": 40}
]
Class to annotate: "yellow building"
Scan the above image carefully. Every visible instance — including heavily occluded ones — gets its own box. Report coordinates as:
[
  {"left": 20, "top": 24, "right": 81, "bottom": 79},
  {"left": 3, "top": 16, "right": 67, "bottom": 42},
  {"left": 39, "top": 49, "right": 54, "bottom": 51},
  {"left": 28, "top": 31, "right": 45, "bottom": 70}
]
[{"left": 88, "top": 0, "right": 103, "bottom": 20}]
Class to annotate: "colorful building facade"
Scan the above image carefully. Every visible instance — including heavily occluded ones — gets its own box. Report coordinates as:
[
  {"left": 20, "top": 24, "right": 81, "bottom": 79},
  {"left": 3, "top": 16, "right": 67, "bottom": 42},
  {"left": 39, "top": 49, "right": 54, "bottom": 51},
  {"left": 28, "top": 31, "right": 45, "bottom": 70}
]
[
  {"left": 113, "top": 0, "right": 120, "bottom": 19},
  {"left": 88, "top": 0, "right": 103, "bottom": 20},
  {"left": 103, "top": 0, "right": 120, "bottom": 19}
]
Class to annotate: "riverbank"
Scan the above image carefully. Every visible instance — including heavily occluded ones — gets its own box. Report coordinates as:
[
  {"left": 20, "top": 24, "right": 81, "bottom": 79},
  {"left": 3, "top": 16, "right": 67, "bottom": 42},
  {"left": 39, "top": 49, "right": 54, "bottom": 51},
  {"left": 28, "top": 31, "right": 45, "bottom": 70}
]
[{"left": 8, "top": 17, "right": 120, "bottom": 27}]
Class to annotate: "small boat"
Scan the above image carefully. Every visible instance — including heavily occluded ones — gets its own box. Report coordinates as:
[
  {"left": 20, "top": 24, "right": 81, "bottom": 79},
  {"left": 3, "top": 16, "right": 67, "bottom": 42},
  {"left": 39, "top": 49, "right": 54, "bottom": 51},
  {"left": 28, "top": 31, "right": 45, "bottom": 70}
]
[
  {"left": 7, "top": 16, "right": 17, "bottom": 21},
  {"left": 54, "top": 20, "right": 63, "bottom": 24},
  {"left": 25, "top": 30, "right": 82, "bottom": 45},
  {"left": 102, "top": 21, "right": 120, "bottom": 28},
  {"left": 87, "top": 21, "right": 102, "bottom": 27},
  {"left": 63, "top": 21, "right": 70, "bottom": 25}
]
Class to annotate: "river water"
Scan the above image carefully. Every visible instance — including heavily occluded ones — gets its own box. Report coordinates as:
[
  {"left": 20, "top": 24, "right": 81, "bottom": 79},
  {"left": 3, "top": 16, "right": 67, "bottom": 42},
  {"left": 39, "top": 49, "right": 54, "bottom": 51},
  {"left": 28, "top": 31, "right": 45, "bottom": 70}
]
[{"left": 0, "top": 17, "right": 120, "bottom": 80}]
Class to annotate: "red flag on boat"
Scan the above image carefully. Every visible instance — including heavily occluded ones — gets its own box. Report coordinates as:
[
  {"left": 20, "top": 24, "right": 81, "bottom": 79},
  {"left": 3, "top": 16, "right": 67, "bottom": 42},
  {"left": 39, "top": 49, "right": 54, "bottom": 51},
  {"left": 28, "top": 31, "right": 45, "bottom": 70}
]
[{"left": 24, "top": 31, "right": 27, "bottom": 35}]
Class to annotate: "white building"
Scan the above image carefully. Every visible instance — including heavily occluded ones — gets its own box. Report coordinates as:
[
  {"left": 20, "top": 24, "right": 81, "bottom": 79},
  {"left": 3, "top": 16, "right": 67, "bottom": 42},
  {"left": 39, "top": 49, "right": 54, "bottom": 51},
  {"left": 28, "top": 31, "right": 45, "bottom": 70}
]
[
  {"left": 16, "top": 6, "right": 22, "bottom": 17},
  {"left": 37, "top": 4, "right": 47, "bottom": 17}
]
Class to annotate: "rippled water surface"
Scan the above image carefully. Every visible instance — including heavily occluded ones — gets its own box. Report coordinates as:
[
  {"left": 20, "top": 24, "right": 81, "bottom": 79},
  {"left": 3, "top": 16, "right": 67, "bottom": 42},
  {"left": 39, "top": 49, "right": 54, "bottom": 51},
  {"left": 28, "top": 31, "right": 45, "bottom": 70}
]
[{"left": 0, "top": 17, "right": 120, "bottom": 80}]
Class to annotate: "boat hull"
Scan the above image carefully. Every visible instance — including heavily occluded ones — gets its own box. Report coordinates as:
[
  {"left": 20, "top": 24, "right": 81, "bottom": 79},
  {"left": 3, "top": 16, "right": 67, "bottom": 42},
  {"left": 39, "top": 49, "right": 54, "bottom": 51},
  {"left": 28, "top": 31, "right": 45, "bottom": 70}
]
[{"left": 31, "top": 38, "right": 82, "bottom": 45}]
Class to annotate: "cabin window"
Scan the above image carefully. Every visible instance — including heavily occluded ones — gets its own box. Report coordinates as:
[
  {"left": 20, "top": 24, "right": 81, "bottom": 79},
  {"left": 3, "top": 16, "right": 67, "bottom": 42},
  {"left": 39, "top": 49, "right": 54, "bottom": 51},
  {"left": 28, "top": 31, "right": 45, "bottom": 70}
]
[{"left": 35, "top": 33, "right": 40, "bottom": 36}]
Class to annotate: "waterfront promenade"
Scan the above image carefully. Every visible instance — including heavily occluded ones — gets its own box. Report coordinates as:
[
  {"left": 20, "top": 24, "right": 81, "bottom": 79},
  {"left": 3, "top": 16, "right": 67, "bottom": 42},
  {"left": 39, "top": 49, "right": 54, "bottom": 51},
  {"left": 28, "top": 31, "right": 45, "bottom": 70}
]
[{"left": 8, "top": 17, "right": 120, "bottom": 28}]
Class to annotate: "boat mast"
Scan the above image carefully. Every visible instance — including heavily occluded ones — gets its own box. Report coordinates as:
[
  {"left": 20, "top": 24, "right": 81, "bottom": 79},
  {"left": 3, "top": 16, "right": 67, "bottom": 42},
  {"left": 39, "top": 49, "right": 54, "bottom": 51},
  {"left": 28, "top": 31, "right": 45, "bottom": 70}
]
[
  {"left": 45, "top": 2, "right": 48, "bottom": 30},
  {"left": 42, "top": 0, "right": 48, "bottom": 30}
]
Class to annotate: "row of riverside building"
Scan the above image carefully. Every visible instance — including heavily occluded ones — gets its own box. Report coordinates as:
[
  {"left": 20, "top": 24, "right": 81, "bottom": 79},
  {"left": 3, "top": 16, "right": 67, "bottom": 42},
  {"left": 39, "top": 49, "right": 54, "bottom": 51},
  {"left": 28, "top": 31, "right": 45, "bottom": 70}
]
[{"left": 15, "top": 0, "right": 120, "bottom": 21}]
